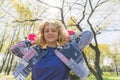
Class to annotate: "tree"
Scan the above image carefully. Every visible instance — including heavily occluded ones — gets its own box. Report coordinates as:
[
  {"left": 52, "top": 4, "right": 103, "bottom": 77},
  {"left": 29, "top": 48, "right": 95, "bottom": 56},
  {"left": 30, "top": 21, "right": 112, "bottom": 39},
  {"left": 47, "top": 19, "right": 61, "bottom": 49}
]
[{"left": 110, "top": 41, "right": 120, "bottom": 76}]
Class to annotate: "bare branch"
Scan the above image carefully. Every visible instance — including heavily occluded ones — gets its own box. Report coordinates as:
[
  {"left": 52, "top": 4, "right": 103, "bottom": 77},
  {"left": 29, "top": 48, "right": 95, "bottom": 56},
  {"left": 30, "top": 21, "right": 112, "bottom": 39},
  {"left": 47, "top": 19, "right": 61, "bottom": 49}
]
[
  {"left": 66, "top": 0, "right": 84, "bottom": 7},
  {"left": 78, "top": 0, "right": 87, "bottom": 24},
  {"left": 37, "top": 7, "right": 50, "bottom": 18},
  {"left": 12, "top": 19, "right": 42, "bottom": 23},
  {"left": 97, "top": 0, "right": 109, "bottom": 7},
  {"left": 36, "top": 0, "right": 61, "bottom": 9},
  {"left": 0, "top": 6, "right": 17, "bottom": 20},
  {"left": 88, "top": 0, "right": 94, "bottom": 11},
  {"left": 95, "top": 0, "right": 101, "bottom": 8}
]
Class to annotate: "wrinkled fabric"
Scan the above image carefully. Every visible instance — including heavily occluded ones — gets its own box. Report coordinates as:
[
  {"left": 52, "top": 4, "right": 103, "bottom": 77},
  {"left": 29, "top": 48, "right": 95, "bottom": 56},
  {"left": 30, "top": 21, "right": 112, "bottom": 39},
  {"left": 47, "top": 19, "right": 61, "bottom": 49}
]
[{"left": 32, "top": 47, "right": 70, "bottom": 80}]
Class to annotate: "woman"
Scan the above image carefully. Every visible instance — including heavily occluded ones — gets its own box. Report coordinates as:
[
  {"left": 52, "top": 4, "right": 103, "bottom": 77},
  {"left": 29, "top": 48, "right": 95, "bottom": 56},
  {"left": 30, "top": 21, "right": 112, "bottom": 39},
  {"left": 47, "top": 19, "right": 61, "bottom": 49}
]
[
  {"left": 10, "top": 20, "right": 93, "bottom": 80},
  {"left": 32, "top": 20, "right": 70, "bottom": 80}
]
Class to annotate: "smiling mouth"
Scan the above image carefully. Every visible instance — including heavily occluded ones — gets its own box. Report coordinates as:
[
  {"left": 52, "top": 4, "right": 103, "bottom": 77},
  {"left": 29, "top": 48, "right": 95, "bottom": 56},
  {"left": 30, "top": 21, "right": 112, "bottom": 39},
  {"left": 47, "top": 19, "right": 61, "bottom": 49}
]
[
  {"left": 46, "top": 37, "right": 54, "bottom": 39},
  {"left": 47, "top": 35, "right": 54, "bottom": 38}
]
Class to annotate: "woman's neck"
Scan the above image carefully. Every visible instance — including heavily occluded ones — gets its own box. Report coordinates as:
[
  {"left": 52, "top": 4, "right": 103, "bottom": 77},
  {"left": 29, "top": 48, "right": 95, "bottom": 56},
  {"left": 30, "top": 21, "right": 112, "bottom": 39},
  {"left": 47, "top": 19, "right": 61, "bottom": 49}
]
[{"left": 47, "top": 43, "right": 57, "bottom": 48}]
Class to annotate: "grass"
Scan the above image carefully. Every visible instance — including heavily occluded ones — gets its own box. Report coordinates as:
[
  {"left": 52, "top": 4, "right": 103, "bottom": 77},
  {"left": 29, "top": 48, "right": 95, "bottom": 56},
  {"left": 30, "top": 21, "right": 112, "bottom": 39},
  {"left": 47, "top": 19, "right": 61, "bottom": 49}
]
[
  {"left": 102, "top": 72, "right": 120, "bottom": 80},
  {"left": 87, "top": 72, "right": 120, "bottom": 80},
  {"left": 0, "top": 72, "right": 120, "bottom": 80},
  {"left": 0, "top": 74, "right": 15, "bottom": 80}
]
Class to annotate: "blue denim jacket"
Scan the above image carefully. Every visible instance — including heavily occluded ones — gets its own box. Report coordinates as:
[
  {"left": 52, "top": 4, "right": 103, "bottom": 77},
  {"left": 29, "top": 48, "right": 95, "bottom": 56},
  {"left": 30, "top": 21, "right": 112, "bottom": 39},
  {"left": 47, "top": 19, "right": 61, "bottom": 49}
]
[
  {"left": 10, "top": 30, "right": 93, "bottom": 80},
  {"left": 54, "top": 31, "right": 93, "bottom": 78}
]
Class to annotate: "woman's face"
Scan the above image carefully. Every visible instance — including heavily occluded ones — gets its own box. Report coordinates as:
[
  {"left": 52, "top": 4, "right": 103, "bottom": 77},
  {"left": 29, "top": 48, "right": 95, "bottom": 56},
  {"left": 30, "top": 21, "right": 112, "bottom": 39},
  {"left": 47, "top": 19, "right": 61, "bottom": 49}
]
[{"left": 44, "top": 23, "right": 59, "bottom": 44}]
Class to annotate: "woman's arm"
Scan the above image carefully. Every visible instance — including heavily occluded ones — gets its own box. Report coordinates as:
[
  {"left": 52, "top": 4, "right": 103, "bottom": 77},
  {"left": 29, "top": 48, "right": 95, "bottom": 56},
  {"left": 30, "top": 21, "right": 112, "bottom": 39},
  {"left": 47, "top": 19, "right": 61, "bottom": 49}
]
[
  {"left": 10, "top": 40, "right": 32, "bottom": 58},
  {"left": 74, "top": 30, "right": 93, "bottom": 50}
]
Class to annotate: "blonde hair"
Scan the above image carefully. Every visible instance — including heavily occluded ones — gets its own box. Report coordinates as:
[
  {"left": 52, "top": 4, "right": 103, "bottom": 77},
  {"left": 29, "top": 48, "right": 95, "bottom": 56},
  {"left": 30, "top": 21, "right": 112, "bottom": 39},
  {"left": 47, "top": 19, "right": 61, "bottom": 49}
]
[{"left": 35, "top": 20, "right": 68, "bottom": 48}]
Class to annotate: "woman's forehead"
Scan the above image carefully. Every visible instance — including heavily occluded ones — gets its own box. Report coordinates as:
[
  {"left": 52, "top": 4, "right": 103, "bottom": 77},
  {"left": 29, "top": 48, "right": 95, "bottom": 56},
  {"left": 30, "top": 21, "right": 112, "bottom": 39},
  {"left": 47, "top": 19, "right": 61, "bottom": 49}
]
[
  {"left": 44, "top": 25, "right": 58, "bottom": 30},
  {"left": 45, "top": 23, "right": 58, "bottom": 28}
]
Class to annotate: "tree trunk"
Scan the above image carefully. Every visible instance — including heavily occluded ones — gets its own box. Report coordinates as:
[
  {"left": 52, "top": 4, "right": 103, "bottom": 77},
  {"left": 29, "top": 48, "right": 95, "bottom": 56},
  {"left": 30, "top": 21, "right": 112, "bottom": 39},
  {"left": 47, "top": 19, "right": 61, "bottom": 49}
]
[
  {"left": 7, "top": 54, "right": 14, "bottom": 75},
  {"left": 5, "top": 53, "right": 11, "bottom": 74},
  {"left": 0, "top": 51, "right": 9, "bottom": 73},
  {"left": 83, "top": 51, "right": 103, "bottom": 80},
  {"left": 89, "top": 43, "right": 103, "bottom": 80}
]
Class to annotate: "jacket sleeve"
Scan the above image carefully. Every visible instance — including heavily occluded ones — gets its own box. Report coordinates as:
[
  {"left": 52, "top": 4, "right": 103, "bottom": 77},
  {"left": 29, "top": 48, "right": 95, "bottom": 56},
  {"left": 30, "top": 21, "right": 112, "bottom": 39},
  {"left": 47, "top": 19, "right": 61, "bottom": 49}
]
[
  {"left": 10, "top": 40, "right": 32, "bottom": 58},
  {"left": 13, "top": 46, "right": 45, "bottom": 80},
  {"left": 74, "top": 30, "right": 93, "bottom": 50}
]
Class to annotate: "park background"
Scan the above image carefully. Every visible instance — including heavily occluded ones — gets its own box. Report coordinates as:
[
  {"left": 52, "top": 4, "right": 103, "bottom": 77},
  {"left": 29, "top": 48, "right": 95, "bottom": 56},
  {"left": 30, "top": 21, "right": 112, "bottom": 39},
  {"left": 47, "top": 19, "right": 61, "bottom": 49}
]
[{"left": 0, "top": 0, "right": 120, "bottom": 80}]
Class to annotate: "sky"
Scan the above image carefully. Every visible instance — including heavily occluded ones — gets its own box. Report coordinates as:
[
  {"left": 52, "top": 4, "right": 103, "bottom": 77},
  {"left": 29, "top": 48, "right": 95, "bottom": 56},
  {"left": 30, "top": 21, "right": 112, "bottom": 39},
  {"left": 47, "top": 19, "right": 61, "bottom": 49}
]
[
  {"left": 0, "top": 0, "right": 120, "bottom": 45},
  {"left": 97, "top": 31, "right": 120, "bottom": 45}
]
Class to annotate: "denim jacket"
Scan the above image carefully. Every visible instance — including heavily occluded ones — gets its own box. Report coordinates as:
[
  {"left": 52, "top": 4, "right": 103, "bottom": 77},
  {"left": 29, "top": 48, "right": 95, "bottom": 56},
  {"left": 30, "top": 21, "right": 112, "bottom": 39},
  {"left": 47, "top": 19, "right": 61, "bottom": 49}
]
[{"left": 10, "top": 30, "right": 93, "bottom": 80}]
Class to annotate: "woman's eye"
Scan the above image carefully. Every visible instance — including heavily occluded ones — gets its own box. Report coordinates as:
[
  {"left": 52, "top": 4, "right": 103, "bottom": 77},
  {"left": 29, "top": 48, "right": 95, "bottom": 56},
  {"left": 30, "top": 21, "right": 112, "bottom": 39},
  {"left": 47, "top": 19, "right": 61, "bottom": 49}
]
[
  {"left": 52, "top": 30, "right": 56, "bottom": 32},
  {"left": 44, "top": 29, "right": 57, "bottom": 33},
  {"left": 44, "top": 30, "right": 49, "bottom": 33}
]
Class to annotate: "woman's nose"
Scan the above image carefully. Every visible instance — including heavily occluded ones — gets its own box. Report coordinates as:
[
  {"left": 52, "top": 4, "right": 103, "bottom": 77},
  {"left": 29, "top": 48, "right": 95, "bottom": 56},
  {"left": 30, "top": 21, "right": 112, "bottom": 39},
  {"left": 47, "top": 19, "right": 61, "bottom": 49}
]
[{"left": 48, "top": 30, "right": 53, "bottom": 34}]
